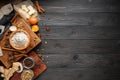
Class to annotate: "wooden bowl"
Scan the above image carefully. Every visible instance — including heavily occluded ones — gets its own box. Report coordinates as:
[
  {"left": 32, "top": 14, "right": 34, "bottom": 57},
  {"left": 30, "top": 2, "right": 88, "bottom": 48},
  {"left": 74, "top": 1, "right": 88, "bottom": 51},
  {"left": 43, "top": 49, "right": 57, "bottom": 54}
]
[{"left": 9, "top": 29, "right": 30, "bottom": 50}]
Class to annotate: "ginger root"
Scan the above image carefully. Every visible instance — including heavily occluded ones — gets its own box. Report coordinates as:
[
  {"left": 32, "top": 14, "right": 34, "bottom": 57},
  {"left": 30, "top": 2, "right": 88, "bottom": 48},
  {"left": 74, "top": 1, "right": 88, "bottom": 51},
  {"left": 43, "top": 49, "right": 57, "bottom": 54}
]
[{"left": 0, "top": 62, "right": 21, "bottom": 80}]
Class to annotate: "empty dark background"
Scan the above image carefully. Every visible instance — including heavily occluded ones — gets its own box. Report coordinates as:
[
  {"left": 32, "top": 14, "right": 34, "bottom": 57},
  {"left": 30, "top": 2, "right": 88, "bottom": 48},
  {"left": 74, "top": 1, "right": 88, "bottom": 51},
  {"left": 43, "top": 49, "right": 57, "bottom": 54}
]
[{"left": 0, "top": 0, "right": 120, "bottom": 80}]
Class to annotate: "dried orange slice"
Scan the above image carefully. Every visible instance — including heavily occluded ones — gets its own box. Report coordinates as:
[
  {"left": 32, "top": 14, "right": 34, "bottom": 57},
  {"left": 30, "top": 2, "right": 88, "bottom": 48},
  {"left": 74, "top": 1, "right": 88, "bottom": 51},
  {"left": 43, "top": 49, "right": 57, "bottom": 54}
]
[{"left": 31, "top": 25, "right": 39, "bottom": 32}]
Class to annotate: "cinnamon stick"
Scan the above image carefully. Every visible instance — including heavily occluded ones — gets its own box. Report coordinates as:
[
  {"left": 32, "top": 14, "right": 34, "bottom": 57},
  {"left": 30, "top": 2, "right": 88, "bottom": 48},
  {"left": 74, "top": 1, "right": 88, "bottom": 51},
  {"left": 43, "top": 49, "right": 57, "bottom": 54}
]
[
  {"left": 11, "top": 13, "right": 19, "bottom": 22},
  {"left": 35, "top": 0, "right": 45, "bottom": 13},
  {"left": 35, "top": 4, "right": 43, "bottom": 13}
]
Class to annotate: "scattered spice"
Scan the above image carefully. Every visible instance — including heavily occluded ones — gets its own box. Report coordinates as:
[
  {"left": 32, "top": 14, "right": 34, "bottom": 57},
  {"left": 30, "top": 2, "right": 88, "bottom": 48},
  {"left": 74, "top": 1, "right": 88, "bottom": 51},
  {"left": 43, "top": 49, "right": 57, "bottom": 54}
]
[
  {"left": 36, "top": 33, "right": 41, "bottom": 38},
  {"left": 45, "top": 41, "right": 47, "bottom": 44},
  {"left": 41, "top": 48, "right": 45, "bottom": 51},
  {"left": 46, "top": 26, "right": 50, "bottom": 32},
  {"left": 38, "top": 53, "right": 42, "bottom": 58},
  {"left": 42, "top": 58, "right": 44, "bottom": 61}
]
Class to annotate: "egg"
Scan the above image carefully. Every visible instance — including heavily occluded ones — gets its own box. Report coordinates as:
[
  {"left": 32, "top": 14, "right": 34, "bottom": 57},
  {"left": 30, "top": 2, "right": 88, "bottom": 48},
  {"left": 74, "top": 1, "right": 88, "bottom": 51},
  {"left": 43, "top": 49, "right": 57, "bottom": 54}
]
[{"left": 29, "top": 17, "right": 38, "bottom": 25}]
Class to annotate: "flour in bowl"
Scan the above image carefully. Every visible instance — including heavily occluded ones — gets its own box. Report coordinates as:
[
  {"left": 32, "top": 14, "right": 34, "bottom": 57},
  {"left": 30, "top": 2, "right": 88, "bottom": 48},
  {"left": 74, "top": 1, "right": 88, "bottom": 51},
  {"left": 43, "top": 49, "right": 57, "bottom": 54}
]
[{"left": 11, "top": 32, "right": 29, "bottom": 48}]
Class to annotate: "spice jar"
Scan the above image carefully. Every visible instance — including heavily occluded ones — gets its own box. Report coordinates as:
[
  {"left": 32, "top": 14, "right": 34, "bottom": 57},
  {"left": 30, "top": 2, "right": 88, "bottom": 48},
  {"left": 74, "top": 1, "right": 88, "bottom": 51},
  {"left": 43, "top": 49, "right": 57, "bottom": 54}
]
[
  {"left": 21, "top": 69, "right": 34, "bottom": 80},
  {"left": 23, "top": 57, "right": 35, "bottom": 69}
]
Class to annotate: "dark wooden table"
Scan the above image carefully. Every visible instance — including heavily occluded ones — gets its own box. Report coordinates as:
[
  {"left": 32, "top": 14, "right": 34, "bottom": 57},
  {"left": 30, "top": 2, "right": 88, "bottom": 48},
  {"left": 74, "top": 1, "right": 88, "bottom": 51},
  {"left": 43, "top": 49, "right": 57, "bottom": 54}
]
[
  {"left": 0, "top": 0, "right": 120, "bottom": 80},
  {"left": 36, "top": 0, "right": 120, "bottom": 80}
]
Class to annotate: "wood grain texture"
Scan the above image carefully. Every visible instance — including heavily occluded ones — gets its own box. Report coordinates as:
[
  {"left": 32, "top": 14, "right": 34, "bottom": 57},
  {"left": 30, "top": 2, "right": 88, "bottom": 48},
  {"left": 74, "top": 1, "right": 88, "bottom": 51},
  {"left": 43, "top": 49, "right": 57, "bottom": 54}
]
[
  {"left": 37, "top": 68, "right": 120, "bottom": 80},
  {"left": 0, "top": 0, "right": 120, "bottom": 80},
  {"left": 36, "top": 0, "right": 120, "bottom": 80},
  {"left": 38, "top": 40, "right": 120, "bottom": 54},
  {"left": 40, "top": 0, "right": 120, "bottom": 13},
  {"left": 42, "top": 54, "right": 120, "bottom": 68},
  {"left": 39, "top": 12, "right": 120, "bottom": 26},
  {"left": 39, "top": 26, "right": 120, "bottom": 39}
]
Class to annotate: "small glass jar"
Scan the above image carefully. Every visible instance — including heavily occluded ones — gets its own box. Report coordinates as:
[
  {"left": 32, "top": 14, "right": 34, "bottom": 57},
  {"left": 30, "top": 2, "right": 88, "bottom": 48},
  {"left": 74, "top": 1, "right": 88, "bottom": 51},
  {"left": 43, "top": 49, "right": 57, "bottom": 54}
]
[
  {"left": 23, "top": 57, "right": 35, "bottom": 69},
  {"left": 21, "top": 69, "right": 34, "bottom": 80}
]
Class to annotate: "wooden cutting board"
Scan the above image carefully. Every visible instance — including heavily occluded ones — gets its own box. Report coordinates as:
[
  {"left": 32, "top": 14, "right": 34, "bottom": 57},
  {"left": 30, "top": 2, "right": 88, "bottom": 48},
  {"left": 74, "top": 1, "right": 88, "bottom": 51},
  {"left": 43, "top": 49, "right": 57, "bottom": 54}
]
[
  {"left": 11, "top": 51, "right": 47, "bottom": 80},
  {"left": 0, "top": 16, "right": 41, "bottom": 68}
]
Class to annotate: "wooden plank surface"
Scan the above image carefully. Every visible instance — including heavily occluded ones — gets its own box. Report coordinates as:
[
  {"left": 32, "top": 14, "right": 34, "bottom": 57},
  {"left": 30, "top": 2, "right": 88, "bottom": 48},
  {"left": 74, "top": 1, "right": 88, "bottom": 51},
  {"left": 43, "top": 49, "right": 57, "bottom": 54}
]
[
  {"left": 39, "top": 26, "right": 120, "bottom": 39},
  {"left": 40, "top": 13, "right": 120, "bottom": 26},
  {"left": 36, "top": 0, "right": 120, "bottom": 80},
  {"left": 42, "top": 54, "right": 120, "bottom": 68},
  {"left": 0, "top": 0, "right": 120, "bottom": 80},
  {"left": 40, "top": 0, "right": 120, "bottom": 13},
  {"left": 38, "top": 40, "right": 120, "bottom": 54},
  {"left": 37, "top": 68, "right": 120, "bottom": 80}
]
